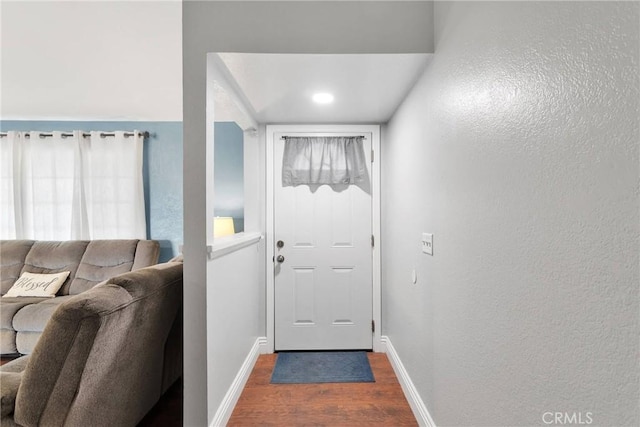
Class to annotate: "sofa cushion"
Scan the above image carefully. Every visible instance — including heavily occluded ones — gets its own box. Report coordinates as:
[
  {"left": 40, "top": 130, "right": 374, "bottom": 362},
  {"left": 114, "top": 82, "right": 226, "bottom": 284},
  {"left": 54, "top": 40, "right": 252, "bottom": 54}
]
[
  {"left": 69, "top": 240, "right": 141, "bottom": 295},
  {"left": 1, "top": 297, "right": 62, "bottom": 354},
  {"left": 12, "top": 296, "right": 74, "bottom": 333},
  {"left": 12, "top": 297, "right": 75, "bottom": 354},
  {"left": 0, "top": 298, "right": 50, "bottom": 330},
  {"left": 22, "top": 241, "right": 89, "bottom": 296},
  {"left": 0, "top": 330, "right": 18, "bottom": 355},
  {"left": 132, "top": 240, "right": 161, "bottom": 271},
  {"left": 15, "top": 333, "right": 42, "bottom": 356},
  {"left": 0, "top": 241, "right": 35, "bottom": 295},
  {"left": 1, "top": 298, "right": 48, "bottom": 354}
]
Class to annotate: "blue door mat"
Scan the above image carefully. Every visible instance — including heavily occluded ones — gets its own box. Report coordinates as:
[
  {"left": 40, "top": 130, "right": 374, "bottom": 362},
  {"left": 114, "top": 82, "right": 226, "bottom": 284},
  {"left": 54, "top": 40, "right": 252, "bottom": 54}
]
[{"left": 270, "top": 351, "right": 375, "bottom": 384}]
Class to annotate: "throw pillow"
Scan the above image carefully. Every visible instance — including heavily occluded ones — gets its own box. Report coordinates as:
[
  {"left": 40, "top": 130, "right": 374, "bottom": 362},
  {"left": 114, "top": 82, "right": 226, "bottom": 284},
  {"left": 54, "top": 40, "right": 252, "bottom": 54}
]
[{"left": 2, "top": 271, "right": 70, "bottom": 298}]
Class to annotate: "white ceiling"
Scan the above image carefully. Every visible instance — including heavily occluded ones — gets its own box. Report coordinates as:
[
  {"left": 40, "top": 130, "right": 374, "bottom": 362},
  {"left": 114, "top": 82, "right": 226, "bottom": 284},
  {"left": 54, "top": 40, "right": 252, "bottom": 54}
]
[{"left": 214, "top": 53, "right": 431, "bottom": 124}]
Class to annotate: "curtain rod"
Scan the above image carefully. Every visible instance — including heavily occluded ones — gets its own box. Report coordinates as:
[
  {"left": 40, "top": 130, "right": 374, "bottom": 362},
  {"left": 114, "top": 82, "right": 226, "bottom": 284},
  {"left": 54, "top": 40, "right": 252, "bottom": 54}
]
[
  {"left": 280, "top": 135, "right": 366, "bottom": 140},
  {"left": 0, "top": 131, "right": 150, "bottom": 139}
]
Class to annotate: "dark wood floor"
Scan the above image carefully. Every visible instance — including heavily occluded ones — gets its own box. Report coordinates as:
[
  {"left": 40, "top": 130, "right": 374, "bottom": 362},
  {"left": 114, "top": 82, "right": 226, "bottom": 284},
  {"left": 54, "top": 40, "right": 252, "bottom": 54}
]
[{"left": 228, "top": 352, "right": 417, "bottom": 426}]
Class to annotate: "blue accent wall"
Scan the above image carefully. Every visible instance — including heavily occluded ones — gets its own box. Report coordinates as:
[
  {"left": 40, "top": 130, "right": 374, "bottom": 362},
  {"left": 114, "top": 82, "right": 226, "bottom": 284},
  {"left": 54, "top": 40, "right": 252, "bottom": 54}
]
[
  {"left": 214, "top": 122, "right": 244, "bottom": 233},
  {"left": 1, "top": 120, "right": 183, "bottom": 262}
]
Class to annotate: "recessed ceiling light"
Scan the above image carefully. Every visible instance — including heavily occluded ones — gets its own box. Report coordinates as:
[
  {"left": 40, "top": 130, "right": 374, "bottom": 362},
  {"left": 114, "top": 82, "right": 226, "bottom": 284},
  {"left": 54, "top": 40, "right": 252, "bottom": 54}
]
[{"left": 312, "top": 93, "right": 334, "bottom": 104}]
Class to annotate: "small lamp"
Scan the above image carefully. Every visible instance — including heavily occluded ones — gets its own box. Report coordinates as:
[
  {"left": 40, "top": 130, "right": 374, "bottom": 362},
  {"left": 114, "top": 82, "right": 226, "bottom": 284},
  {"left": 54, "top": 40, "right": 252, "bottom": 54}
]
[{"left": 214, "top": 217, "right": 235, "bottom": 238}]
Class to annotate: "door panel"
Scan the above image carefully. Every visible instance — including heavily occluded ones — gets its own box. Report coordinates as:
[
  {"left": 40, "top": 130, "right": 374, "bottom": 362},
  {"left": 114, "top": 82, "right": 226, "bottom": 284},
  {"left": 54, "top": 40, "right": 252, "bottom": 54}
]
[
  {"left": 292, "top": 267, "right": 316, "bottom": 325},
  {"left": 274, "top": 132, "right": 373, "bottom": 350}
]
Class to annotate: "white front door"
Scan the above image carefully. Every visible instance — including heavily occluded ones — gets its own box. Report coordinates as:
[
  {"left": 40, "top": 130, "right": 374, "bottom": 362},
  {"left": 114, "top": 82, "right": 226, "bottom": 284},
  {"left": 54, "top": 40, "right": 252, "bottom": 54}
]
[{"left": 273, "top": 132, "right": 373, "bottom": 350}]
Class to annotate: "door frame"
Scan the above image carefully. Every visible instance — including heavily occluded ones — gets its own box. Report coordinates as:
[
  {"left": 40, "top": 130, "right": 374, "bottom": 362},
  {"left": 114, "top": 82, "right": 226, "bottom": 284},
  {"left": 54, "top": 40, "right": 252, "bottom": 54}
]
[{"left": 265, "top": 124, "right": 382, "bottom": 353}]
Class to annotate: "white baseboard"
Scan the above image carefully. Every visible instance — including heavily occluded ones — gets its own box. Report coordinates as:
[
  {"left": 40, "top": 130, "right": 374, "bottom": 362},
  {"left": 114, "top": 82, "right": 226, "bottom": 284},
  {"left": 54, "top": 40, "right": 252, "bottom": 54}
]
[
  {"left": 210, "top": 336, "right": 267, "bottom": 427},
  {"left": 381, "top": 336, "right": 436, "bottom": 427},
  {"left": 258, "top": 336, "right": 269, "bottom": 354}
]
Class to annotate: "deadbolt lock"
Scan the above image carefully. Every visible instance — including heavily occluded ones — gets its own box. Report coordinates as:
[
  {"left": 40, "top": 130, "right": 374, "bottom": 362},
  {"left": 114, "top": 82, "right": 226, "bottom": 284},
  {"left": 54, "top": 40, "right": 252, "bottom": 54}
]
[{"left": 277, "top": 240, "right": 284, "bottom": 248}]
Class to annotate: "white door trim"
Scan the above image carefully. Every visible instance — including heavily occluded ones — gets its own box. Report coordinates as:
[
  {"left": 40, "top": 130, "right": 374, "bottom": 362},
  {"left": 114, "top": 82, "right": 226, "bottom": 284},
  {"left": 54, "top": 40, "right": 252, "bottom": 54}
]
[{"left": 266, "top": 124, "right": 382, "bottom": 353}]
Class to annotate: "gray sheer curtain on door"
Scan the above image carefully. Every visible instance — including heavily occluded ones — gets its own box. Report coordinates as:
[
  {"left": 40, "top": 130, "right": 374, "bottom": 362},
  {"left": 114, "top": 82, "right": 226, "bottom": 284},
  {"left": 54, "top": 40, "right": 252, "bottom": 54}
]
[{"left": 282, "top": 136, "right": 367, "bottom": 186}]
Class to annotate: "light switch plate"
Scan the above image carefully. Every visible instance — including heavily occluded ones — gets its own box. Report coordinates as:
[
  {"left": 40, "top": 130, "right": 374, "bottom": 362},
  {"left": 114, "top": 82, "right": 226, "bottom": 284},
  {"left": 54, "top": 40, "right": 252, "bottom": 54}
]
[{"left": 422, "top": 233, "right": 433, "bottom": 255}]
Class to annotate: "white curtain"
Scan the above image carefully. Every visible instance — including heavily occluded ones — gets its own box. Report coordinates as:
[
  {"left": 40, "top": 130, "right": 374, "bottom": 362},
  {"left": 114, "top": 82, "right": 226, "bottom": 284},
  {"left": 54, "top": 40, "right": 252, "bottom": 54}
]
[
  {"left": 81, "top": 131, "right": 146, "bottom": 239},
  {"left": 282, "top": 136, "right": 367, "bottom": 186},
  {"left": 0, "top": 131, "right": 146, "bottom": 240},
  {"left": 0, "top": 132, "right": 21, "bottom": 239}
]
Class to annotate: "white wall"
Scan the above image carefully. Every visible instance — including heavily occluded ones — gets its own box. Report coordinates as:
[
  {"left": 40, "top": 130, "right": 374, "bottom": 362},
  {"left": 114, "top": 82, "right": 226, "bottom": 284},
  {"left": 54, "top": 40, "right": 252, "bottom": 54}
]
[
  {"left": 206, "top": 240, "right": 265, "bottom": 421},
  {"left": 183, "top": 2, "right": 434, "bottom": 425},
  {"left": 382, "top": 2, "right": 639, "bottom": 426},
  {"left": 1, "top": 1, "right": 182, "bottom": 120}
]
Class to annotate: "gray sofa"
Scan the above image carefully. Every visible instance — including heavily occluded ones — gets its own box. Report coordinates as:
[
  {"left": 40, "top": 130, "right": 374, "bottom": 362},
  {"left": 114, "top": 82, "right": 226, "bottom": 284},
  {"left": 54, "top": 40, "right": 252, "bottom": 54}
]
[
  {"left": 0, "top": 260, "right": 183, "bottom": 426},
  {"left": 1, "top": 240, "right": 160, "bottom": 355}
]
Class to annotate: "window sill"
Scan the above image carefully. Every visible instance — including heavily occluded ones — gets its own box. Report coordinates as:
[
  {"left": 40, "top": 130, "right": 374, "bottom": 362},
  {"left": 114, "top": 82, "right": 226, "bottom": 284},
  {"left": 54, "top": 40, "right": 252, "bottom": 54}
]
[{"left": 207, "top": 232, "right": 263, "bottom": 260}]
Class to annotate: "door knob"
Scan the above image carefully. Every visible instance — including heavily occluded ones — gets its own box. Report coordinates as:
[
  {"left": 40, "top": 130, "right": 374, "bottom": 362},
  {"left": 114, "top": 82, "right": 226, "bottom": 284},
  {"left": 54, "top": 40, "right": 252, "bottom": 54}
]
[
  {"left": 276, "top": 255, "right": 285, "bottom": 263},
  {"left": 277, "top": 240, "right": 284, "bottom": 248}
]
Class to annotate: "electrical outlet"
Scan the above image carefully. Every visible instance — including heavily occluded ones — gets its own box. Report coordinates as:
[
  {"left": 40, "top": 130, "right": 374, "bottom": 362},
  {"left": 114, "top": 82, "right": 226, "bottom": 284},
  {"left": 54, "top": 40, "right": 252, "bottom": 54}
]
[{"left": 422, "top": 233, "right": 433, "bottom": 255}]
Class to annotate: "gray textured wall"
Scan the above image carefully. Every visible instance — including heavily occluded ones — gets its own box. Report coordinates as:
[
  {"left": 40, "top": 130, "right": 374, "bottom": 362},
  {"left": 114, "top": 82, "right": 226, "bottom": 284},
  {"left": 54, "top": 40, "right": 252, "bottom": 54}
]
[{"left": 383, "top": 2, "right": 639, "bottom": 426}]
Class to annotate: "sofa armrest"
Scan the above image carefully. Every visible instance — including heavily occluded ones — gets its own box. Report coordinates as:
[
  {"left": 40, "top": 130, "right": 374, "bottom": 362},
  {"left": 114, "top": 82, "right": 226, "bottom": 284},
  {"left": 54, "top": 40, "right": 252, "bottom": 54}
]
[
  {"left": 14, "top": 285, "right": 131, "bottom": 426},
  {"left": 14, "top": 262, "right": 181, "bottom": 427},
  {"left": 1, "top": 372, "right": 22, "bottom": 417}
]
